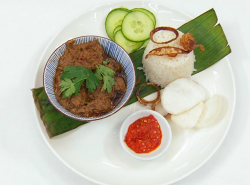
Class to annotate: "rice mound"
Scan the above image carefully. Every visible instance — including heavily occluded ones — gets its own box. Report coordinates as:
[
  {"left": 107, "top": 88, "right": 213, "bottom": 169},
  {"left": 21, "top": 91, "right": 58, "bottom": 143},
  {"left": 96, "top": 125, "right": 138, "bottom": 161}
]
[{"left": 142, "top": 30, "right": 195, "bottom": 88}]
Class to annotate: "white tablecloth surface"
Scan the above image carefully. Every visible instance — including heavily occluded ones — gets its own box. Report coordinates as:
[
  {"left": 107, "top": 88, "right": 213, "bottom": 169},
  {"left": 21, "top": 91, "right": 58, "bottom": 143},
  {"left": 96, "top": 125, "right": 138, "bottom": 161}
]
[{"left": 1, "top": 0, "right": 250, "bottom": 184}]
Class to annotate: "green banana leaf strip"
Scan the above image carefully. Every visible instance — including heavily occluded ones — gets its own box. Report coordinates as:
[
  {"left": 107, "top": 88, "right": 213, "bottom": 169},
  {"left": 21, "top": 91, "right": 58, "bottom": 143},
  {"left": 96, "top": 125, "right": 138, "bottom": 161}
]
[
  {"left": 32, "top": 8, "right": 231, "bottom": 138},
  {"left": 32, "top": 87, "right": 87, "bottom": 138},
  {"left": 178, "top": 8, "right": 231, "bottom": 75}
]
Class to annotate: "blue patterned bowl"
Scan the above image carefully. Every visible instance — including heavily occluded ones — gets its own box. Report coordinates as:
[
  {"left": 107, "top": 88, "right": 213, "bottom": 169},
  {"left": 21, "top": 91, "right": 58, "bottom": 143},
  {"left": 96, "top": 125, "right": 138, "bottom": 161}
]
[{"left": 43, "top": 36, "right": 136, "bottom": 121}]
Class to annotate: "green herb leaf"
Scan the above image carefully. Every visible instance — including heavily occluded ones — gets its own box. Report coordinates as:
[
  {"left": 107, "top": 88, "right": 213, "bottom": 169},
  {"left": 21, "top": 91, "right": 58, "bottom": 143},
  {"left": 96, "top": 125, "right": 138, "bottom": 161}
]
[
  {"left": 73, "top": 80, "right": 84, "bottom": 96},
  {"left": 103, "top": 60, "right": 110, "bottom": 65},
  {"left": 59, "top": 78, "right": 76, "bottom": 98},
  {"left": 61, "top": 66, "right": 87, "bottom": 83},
  {"left": 102, "top": 75, "right": 115, "bottom": 93},
  {"left": 60, "top": 66, "right": 101, "bottom": 97},
  {"left": 59, "top": 78, "right": 73, "bottom": 93},
  {"left": 95, "top": 64, "right": 116, "bottom": 93},
  {"left": 95, "top": 68, "right": 102, "bottom": 80},
  {"left": 98, "top": 65, "right": 115, "bottom": 76},
  {"left": 85, "top": 68, "right": 102, "bottom": 93}
]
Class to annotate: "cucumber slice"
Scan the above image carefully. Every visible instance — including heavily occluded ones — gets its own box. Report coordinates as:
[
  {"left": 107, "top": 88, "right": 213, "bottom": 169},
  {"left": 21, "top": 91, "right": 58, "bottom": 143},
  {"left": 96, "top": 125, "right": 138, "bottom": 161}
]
[
  {"left": 114, "top": 30, "right": 144, "bottom": 53},
  {"left": 131, "top": 8, "right": 156, "bottom": 26},
  {"left": 105, "top": 8, "right": 129, "bottom": 41},
  {"left": 122, "top": 11, "right": 154, "bottom": 42},
  {"left": 140, "top": 38, "right": 150, "bottom": 48},
  {"left": 113, "top": 25, "right": 122, "bottom": 36}
]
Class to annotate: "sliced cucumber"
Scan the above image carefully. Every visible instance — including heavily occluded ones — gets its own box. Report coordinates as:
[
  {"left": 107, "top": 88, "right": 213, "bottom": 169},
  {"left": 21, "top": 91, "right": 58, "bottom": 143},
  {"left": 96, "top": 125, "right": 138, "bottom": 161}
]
[
  {"left": 105, "top": 8, "right": 129, "bottom": 41},
  {"left": 131, "top": 8, "right": 156, "bottom": 26},
  {"left": 121, "top": 11, "right": 154, "bottom": 42},
  {"left": 114, "top": 30, "right": 144, "bottom": 53},
  {"left": 113, "top": 25, "right": 122, "bottom": 36}
]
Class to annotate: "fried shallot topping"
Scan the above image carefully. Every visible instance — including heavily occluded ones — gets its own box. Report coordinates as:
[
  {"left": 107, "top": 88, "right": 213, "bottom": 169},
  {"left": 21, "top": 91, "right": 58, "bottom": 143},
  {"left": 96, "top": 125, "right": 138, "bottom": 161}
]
[
  {"left": 136, "top": 83, "right": 161, "bottom": 110},
  {"left": 135, "top": 76, "right": 141, "bottom": 86},
  {"left": 151, "top": 98, "right": 161, "bottom": 111},
  {"left": 163, "top": 114, "right": 171, "bottom": 120},
  {"left": 145, "top": 46, "right": 190, "bottom": 58},
  {"left": 150, "top": 27, "right": 179, "bottom": 44},
  {"left": 180, "top": 33, "right": 205, "bottom": 52},
  {"left": 146, "top": 27, "right": 205, "bottom": 58}
]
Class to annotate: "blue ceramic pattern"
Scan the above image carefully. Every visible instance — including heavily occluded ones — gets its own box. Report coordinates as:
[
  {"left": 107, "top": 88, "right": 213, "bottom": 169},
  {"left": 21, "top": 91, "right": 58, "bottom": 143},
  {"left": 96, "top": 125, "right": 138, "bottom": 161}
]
[{"left": 44, "top": 36, "right": 136, "bottom": 121}]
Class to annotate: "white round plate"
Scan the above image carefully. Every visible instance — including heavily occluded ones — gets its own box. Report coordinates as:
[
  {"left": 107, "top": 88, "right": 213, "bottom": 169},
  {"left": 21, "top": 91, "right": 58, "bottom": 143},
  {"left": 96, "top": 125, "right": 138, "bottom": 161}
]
[{"left": 33, "top": 1, "right": 235, "bottom": 185}]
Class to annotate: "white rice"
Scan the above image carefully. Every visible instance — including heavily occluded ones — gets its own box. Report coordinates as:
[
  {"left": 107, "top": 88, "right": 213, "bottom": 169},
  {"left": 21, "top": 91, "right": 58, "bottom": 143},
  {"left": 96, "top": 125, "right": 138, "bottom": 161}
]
[{"left": 142, "top": 30, "right": 195, "bottom": 88}]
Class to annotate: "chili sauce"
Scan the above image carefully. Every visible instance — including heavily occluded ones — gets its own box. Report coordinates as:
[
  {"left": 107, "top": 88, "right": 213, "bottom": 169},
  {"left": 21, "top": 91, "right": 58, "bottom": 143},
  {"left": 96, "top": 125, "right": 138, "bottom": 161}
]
[{"left": 124, "top": 114, "right": 162, "bottom": 154}]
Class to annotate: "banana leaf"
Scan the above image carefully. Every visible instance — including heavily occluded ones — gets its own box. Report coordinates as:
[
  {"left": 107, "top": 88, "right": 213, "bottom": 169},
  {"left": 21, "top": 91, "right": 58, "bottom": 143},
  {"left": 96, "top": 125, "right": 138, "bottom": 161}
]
[
  {"left": 32, "top": 87, "right": 87, "bottom": 138},
  {"left": 32, "top": 8, "right": 231, "bottom": 138},
  {"left": 178, "top": 8, "right": 231, "bottom": 74}
]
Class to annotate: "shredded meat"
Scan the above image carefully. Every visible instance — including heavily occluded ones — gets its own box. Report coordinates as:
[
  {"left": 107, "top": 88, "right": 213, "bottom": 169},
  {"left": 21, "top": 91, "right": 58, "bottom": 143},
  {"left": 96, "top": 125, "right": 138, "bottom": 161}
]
[{"left": 114, "top": 76, "right": 126, "bottom": 93}]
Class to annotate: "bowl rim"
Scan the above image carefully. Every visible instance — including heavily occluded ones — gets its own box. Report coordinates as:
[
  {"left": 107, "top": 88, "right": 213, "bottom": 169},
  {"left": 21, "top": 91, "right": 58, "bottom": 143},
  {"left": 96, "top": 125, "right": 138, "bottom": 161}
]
[
  {"left": 120, "top": 109, "right": 172, "bottom": 160},
  {"left": 43, "top": 35, "right": 136, "bottom": 122}
]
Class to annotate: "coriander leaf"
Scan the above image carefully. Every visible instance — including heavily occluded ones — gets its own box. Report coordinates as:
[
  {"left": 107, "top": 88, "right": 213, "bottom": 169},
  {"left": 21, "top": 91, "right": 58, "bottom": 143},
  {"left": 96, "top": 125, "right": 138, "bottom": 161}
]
[
  {"left": 59, "top": 78, "right": 72, "bottom": 93},
  {"left": 95, "top": 64, "right": 116, "bottom": 93},
  {"left": 98, "top": 65, "right": 115, "bottom": 77},
  {"left": 59, "top": 78, "right": 76, "bottom": 98},
  {"left": 103, "top": 60, "right": 110, "bottom": 65},
  {"left": 60, "top": 66, "right": 88, "bottom": 97},
  {"left": 73, "top": 80, "right": 84, "bottom": 96},
  {"left": 85, "top": 69, "right": 101, "bottom": 93},
  {"left": 95, "top": 68, "right": 102, "bottom": 80},
  {"left": 61, "top": 66, "right": 87, "bottom": 83},
  {"left": 60, "top": 66, "right": 101, "bottom": 97},
  {"left": 102, "top": 75, "right": 116, "bottom": 93}
]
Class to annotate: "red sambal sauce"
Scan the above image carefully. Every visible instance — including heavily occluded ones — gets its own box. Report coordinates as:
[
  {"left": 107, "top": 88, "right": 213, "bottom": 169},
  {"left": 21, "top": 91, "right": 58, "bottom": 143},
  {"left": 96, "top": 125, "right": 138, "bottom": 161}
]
[{"left": 124, "top": 114, "right": 162, "bottom": 154}]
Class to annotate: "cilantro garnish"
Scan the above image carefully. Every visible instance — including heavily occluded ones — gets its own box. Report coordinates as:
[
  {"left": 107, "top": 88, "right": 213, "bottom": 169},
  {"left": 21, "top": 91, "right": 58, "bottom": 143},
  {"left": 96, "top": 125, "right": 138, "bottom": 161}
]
[
  {"left": 59, "top": 64, "right": 116, "bottom": 98},
  {"left": 59, "top": 78, "right": 77, "bottom": 98},
  {"left": 102, "top": 75, "right": 115, "bottom": 93},
  {"left": 103, "top": 60, "right": 110, "bottom": 65},
  {"left": 95, "top": 64, "right": 115, "bottom": 93},
  {"left": 59, "top": 66, "right": 101, "bottom": 98}
]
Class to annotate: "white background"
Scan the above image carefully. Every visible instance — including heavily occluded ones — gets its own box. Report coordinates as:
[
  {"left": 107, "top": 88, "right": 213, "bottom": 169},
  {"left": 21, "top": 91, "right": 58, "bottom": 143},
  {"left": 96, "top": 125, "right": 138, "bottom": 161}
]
[{"left": 1, "top": 0, "right": 250, "bottom": 184}]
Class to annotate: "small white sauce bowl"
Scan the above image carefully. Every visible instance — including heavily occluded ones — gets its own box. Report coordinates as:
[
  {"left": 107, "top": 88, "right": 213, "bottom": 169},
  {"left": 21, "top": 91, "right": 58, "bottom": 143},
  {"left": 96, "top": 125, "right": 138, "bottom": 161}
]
[{"left": 120, "top": 110, "right": 172, "bottom": 160}]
